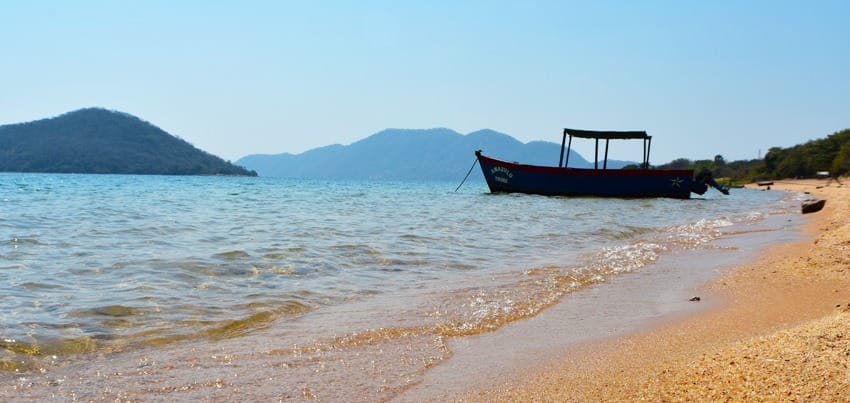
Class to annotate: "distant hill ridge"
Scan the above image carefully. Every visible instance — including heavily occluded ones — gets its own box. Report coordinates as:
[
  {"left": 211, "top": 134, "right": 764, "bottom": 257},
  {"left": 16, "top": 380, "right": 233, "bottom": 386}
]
[
  {"left": 238, "top": 128, "right": 633, "bottom": 180},
  {"left": 0, "top": 108, "right": 256, "bottom": 176}
]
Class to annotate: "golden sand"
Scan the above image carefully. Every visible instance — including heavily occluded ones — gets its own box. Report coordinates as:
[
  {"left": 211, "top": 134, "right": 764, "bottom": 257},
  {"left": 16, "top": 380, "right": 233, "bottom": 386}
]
[{"left": 463, "top": 178, "right": 850, "bottom": 401}]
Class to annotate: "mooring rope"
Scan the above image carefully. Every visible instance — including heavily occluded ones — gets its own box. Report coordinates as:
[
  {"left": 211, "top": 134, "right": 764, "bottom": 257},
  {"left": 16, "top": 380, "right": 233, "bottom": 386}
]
[{"left": 454, "top": 157, "right": 479, "bottom": 192}]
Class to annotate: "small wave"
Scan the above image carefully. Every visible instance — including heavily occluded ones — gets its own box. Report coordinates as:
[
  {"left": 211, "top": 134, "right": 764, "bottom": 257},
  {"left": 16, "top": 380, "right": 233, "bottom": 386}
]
[
  {"left": 443, "top": 262, "right": 477, "bottom": 271},
  {"left": 8, "top": 237, "right": 41, "bottom": 246},
  {"left": 254, "top": 263, "right": 300, "bottom": 276},
  {"left": 0, "top": 335, "right": 98, "bottom": 365},
  {"left": 73, "top": 305, "right": 146, "bottom": 317},
  {"left": 203, "top": 311, "right": 279, "bottom": 339},
  {"left": 665, "top": 218, "right": 731, "bottom": 249},
  {"left": 214, "top": 250, "right": 250, "bottom": 260},
  {"left": 159, "top": 300, "right": 313, "bottom": 342},
  {"left": 260, "top": 246, "right": 309, "bottom": 260},
  {"left": 331, "top": 244, "right": 365, "bottom": 250},
  {"left": 263, "top": 252, "right": 289, "bottom": 260},
  {"left": 400, "top": 234, "right": 434, "bottom": 241},
  {"left": 17, "top": 282, "right": 67, "bottom": 291},
  {"left": 597, "top": 225, "right": 657, "bottom": 241},
  {"left": 177, "top": 260, "right": 259, "bottom": 277},
  {"left": 1, "top": 299, "right": 316, "bottom": 372},
  {"left": 376, "top": 258, "right": 425, "bottom": 268},
  {"left": 423, "top": 269, "right": 597, "bottom": 338},
  {"left": 744, "top": 211, "right": 766, "bottom": 222},
  {"left": 580, "top": 241, "right": 666, "bottom": 275}
]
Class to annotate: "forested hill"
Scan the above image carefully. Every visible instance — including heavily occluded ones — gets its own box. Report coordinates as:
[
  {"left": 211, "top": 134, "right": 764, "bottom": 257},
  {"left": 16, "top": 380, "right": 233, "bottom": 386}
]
[
  {"left": 237, "top": 128, "right": 632, "bottom": 180},
  {"left": 0, "top": 108, "right": 256, "bottom": 176}
]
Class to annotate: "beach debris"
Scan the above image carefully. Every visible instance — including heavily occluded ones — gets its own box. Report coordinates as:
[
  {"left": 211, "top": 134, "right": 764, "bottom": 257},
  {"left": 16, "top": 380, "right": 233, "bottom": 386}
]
[
  {"left": 757, "top": 181, "right": 774, "bottom": 186},
  {"left": 801, "top": 199, "right": 826, "bottom": 214},
  {"left": 689, "top": 296, "right": 701, "bottom": 302}
]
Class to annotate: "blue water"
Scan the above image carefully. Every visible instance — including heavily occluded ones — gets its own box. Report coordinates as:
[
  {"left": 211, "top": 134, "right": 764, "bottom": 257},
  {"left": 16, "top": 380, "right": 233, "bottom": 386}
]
[{"left": 0, "top": 173, "right": 802, "bottom": 364}]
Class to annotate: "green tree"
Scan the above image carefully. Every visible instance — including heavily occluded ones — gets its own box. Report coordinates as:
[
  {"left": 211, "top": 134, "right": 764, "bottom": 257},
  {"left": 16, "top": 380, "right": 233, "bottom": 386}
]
[
  {"left": 774, "top": 149, "right": 806, "bottom": 178},
  {"left": 657, "top": 158, "right": 692, "bottom": 169},
  {"left": 832, "top": 141, "right": 850, "bottom": 176},
  {"left": 763, "top": 147, "right": 784, "bottom": 174}
]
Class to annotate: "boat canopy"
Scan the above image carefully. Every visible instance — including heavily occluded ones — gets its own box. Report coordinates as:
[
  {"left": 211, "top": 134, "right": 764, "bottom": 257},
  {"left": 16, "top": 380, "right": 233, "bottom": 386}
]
[
  {"left": 559, "top": 128, "right": 652, "bottom": 170},
  {"left": 563, "top": 128, "right": 649, "bottom": 140}
]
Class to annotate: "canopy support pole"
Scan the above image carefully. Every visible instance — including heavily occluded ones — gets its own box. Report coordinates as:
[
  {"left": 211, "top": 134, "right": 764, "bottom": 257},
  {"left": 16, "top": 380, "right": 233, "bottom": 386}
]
[
  {"left": 645, "top": 137, "right": 652, "bottom": 168},
  {"left": 603, "top": 139, "right": 609, "bottom": 170},
  {"left": 594, "top": 139, "right": 599, "bottom": 169},
  {"left": 559, "top": 130, "right": 567, "bottom": 167}
]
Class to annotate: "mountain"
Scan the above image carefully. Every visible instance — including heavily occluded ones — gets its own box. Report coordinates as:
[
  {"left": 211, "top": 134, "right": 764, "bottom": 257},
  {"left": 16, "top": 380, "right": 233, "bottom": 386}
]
[
  {"left": 237, "top": 128, "right": 633, "bottom": 180},
  {"left": 0, "top": 108, "right": 256, "bottom": 176}
]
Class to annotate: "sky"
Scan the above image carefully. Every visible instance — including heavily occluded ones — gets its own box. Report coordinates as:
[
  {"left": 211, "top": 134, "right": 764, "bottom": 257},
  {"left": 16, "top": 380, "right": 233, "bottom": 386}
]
[{"left": 2, "top": 1, "right": 849, "bottom": 164}]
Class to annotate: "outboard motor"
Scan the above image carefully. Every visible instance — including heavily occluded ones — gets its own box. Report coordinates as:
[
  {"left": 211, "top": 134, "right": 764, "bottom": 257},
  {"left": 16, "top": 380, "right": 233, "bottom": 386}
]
[{"left": 692, "top": 169, "right": 730, "bottom": 195}]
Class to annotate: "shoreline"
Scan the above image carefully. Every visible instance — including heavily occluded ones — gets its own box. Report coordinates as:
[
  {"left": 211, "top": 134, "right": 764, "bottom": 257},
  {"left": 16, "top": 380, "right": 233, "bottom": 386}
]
[
  {"left": 395, "top": 209, "right": 806, "bottom": 401},
  {"left": 457, "top": 178, "right": 850, "bottom": 401}
]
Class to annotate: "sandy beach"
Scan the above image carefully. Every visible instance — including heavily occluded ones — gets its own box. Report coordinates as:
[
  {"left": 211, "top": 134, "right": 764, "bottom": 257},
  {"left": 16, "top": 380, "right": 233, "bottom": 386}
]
[{"left": 461, "top": 178, "right": 850, "bottom": 401}]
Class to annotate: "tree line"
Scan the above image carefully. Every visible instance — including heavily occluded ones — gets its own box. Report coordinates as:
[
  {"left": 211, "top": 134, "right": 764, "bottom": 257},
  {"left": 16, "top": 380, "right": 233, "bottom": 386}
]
[{"left": 650, "top": 128, "right": 850, "bottom": 184}]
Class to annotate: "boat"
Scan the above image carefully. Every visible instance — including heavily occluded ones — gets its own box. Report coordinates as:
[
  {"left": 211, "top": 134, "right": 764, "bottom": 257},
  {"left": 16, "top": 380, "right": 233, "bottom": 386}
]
[{"left": 475, "top": 128, "right": 728, "bottom": 199}]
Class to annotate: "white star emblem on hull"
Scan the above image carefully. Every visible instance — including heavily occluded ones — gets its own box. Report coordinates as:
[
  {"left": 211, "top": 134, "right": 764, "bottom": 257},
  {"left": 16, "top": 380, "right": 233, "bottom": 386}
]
[{"left": 671, "top": 177, "right": 683, "bottom": 188}]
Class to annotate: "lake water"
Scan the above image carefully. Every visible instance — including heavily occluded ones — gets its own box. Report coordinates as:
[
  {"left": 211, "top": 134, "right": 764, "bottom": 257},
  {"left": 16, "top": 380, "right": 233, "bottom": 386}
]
[{"left": 0, "top": 173, "right": 805, "bottom": 397}]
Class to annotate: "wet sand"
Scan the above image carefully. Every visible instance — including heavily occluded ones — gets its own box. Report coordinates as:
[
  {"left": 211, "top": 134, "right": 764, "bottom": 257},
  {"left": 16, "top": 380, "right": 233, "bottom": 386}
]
[{"left": 458, "top": 178, "right": 850, "bottom": 401}]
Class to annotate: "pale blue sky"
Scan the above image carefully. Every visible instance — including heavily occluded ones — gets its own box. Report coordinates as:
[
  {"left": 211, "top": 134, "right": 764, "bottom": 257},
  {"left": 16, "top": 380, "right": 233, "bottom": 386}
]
[{"left": 2, "top": 1, "right": 848, "bottom": 164}]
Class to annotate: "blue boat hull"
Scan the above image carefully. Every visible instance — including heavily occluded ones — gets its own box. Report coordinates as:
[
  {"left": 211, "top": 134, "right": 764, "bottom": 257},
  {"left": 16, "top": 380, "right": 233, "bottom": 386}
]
[{"left": 476, "top": 152, "right": 694, "bottom": 199}]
